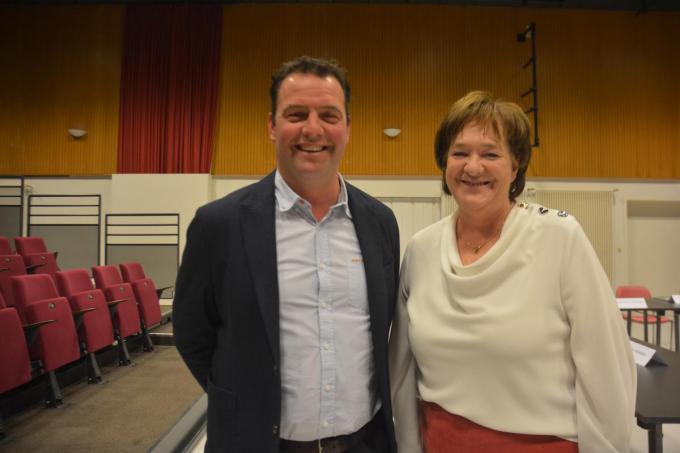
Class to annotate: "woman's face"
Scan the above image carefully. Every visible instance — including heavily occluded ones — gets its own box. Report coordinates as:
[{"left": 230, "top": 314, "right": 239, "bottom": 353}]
[{"left": 445, "top": 122, "right": 518, "bottom": 215}]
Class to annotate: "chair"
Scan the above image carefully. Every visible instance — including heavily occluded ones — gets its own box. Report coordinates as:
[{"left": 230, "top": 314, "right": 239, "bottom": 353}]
[
  {"left": 616, "top": 285, "right": 672, "bottom": 347},
  {"left": 0, "top": 236, "right": 13, "bottom": 255},
  {"left": 92, "top": 265, "right": 150, "bottom": 354},
  {"left": 120, "top": 261, "right": 173, "bottom": 299},
  {"left": 118, "top": 263, "right": 162, "bottom": 348},
  {"left": 63, "top": 266, "right": 142, "bottom": 366},
  {"left": 56, "top": 269, "right": 116, "bottom": 382},
  {"left": 0, "top": 254, "right": 29, "bottom": 309},
  {"left": 11, "top": 274, "right": 81, "bottom": 406},
  {"left": 0, "top": 292, "right": 52, "bottom": 441},
  {"left": 14, "top": 236, "right": 60, "bottom": 281}
]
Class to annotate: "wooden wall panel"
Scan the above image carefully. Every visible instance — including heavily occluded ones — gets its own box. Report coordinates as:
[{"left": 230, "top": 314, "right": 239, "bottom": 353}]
[
  {"left": 213, "top": 5, "right": 680, "bottom": 179},
  {"left": 530, "top": 9, "right": 680, "bottom": 179},
  {"left": 0, "top": 5, "right": 677, "bottom": 179},
  {"left": 0, "top": 5, "right": 123, "bottom": 175}
]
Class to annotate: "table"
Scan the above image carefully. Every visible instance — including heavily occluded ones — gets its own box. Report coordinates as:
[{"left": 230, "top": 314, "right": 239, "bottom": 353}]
[
  {"left": 620, "top": 298, "right": 680, "bottom": 351},
  {"left": 635, "top": 342, "right": 680, "bottom": 453}
]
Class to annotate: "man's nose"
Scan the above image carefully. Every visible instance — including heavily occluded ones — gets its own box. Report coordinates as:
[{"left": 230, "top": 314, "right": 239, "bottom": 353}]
[{"left": 301, "top": 114, "right": 323, "bottom": 139}]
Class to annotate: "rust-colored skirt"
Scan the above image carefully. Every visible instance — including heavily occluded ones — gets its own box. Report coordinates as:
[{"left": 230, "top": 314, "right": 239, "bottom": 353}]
[{"left": 420, "top": 402, "right": 579, "bottom": 453}]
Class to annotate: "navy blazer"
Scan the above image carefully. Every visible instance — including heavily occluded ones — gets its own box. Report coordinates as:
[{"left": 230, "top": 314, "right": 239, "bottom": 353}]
[{"left": 173, "top": 172, "right": 399, "bottom": 452}]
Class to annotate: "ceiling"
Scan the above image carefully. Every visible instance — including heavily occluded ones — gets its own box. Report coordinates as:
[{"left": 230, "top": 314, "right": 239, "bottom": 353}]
[{"left": 14, "top": 0, "right": 680, "bottom": 12}]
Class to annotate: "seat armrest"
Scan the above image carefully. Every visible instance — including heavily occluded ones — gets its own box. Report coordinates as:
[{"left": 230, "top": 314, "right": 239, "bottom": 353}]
[
  {"left": 156, "top": 286, "right": 173, "bottom": 299},
  {"left": 26, "top": 263, "right": 45, "bottom": 272},
  {"left": 107, "top": 298, "right": 128, "bottom": 316},
  {"left": 23, "top": 319, "right": 56, "bottom": 346},
  {"left": 73, "top": 307, "right": 97, "bottom": 329}
]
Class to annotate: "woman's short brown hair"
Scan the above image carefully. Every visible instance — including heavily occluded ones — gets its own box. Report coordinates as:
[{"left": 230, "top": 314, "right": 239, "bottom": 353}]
[{"left": 434, "top": 91, "right": 532, "bottom": 201}]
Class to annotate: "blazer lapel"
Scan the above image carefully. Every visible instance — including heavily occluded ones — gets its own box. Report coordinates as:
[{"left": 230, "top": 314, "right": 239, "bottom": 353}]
[
  {"left": 348, "top": 187, "right": 389, "bottom": 340},
  {"left": 240, "top": 173, "right": 280, "bottom": 365}
]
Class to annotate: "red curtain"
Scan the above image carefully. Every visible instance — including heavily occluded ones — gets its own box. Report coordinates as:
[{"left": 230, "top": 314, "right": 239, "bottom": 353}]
[{"left": 117, "top": 5, "right": 222, "bottom": 173}]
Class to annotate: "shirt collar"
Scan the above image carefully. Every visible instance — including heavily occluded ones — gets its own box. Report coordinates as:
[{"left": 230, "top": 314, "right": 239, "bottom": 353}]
[{"left": 274, "top": 170, "right": 352, "bottom": 219}]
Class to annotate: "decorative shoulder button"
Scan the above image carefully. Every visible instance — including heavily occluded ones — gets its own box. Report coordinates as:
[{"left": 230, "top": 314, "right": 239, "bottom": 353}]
[
  {"left": 538, "top": 206, "right": 549, "bottom": 215},
  {"left": 517, "top": 202, "right": 529, "bottom": 209},
  {"left": 557, "top": 210, "right": 569, "bottom": 217}
]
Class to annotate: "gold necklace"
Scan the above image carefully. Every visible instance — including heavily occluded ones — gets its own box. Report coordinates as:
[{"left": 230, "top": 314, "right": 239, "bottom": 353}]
[{"left": 456, "top": 223, "right": 500, "bottom": 254}]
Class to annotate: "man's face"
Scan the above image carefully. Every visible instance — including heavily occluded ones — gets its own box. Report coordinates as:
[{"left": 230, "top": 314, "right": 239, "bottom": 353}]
[{"left": 268, "top": 73, "right": 350, "bottom": 189}]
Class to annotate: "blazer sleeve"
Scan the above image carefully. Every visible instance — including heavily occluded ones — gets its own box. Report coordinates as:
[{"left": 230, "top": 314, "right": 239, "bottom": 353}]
[
  {"left": 173, "top": 209, "right": 219, "bottom": 391},
  {"left": 560, "top": 221, "right": 636, "bottom": 452},
  {"left": 388, "top": 246, "right": 424, "bottom": 453}
]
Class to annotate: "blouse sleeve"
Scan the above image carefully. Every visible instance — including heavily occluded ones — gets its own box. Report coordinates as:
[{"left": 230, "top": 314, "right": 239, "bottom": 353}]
[
  {"left": 388, "top": 247, "right": 424, "bottom": 453},
  {"left": 560, "top": 220, "right": 636, "bottom": 452}
]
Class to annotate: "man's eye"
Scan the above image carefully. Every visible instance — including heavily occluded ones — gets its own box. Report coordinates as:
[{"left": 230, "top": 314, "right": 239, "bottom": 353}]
[
  {"left": 322, "top": 114, "right": 341, "bottom": 123},
  {"left": 484, "top": 153, "right": 500, "bottom": 159},
  {"left": 287, "top": 113, "right": 305, "bottom": 121},
  {"left": 451, "top": 151, "right": 467, "bottom": 157}
]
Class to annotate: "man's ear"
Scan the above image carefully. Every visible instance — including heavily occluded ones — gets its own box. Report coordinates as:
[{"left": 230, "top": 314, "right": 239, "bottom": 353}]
[{"left": 267, "top": 112, "right": 276, "bottom": 141}]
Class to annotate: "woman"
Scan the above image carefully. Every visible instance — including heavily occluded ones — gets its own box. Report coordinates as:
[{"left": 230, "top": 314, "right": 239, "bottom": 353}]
[{"left": 389, "top": 91, "right": 635, "bottom": 452}]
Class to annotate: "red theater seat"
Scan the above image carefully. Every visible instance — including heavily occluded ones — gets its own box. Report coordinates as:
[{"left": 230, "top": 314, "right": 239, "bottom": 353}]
[
  {"left": 120, "top": 261, "right": 173, "bottom": 299},
  {"left": 92, "top": 265, "right": 149, "bottom": 356},
  {"left": 11, "top": 274, "right": 81, "bottom": 406},
  {"left": 0, "top": 236, "right": 13, "bottom": 255},
  {"left": 14, "top": 237, "right": 60, "bottom": 281},
  {"left": 119, "top": 262, "right": 163, "bottom": 329},
  {"left": 56, "top": 269, "right": 116, "bottom": 382},
  {"left": 0, "top": 254, "right": 28, "bottom": 309}
]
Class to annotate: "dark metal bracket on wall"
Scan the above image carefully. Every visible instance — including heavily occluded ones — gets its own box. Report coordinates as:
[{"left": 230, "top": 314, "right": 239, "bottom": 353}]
[{"left": 517, "top": 22, "right": 539, "bottom": 148}]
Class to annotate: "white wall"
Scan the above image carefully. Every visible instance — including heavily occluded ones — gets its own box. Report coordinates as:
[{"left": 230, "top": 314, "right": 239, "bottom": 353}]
[
  {"left": 17, "top": 175, "right": 680, "bottom": 296},
  {"left": 111, "top": 174, "right": 212, "bottom": 254}
]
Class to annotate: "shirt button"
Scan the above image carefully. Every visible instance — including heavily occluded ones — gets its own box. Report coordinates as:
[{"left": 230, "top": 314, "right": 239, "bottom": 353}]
[
  {"left": 272, "top": 424, "right": 278, "bottom": 434},
  {"left": 322, "top": 421, "right": 329, "bottom": 428},
  {"left": 324, "top": 384, "right": 332, "bottom": 392},
  {"left": 322, "top": 343, "right": 330, "bottom": 351}
]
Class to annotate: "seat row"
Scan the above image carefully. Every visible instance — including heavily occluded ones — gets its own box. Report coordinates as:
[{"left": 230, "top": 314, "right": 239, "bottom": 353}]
[
  {"left": 0, "top": 259, "right": 169, "bottom": 441},
  {"left": 0, "top": 235, "right": 60, "bottom": 280}
]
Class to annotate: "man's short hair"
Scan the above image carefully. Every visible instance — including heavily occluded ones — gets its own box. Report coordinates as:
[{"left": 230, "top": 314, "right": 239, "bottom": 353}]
[
  {"left": 270, "top": 56, "right": 350, "bottom": 122},
  {"left": 434, "top": 90, "right": 532, "bottom": 201}
]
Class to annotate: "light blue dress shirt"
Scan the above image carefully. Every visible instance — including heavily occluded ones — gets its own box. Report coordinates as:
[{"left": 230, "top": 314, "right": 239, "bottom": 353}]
[{"left": 274, "top": 171, "right": 379, "bottom": 441}]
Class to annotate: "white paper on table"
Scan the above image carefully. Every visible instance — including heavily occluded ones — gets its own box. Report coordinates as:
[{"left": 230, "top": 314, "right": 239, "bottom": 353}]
[
  {"left": 617, "top": 297, "right": 648, "bottom": 309},
  {"left": 631, "top": 341, "right": 667, "bottom": 367},
  {"left": 671, "top": 295, "right": 680, "bottom": 305}
]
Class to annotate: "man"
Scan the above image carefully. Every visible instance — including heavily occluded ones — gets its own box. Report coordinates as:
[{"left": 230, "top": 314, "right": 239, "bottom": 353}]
[{"left": 173, "top": 56, "right": 399, "bottom": 453}]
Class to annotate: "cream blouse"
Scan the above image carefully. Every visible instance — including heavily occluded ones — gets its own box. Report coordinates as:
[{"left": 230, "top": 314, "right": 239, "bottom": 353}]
[{"left": 389, "top": 203, "right": 636, "bottom": 453}]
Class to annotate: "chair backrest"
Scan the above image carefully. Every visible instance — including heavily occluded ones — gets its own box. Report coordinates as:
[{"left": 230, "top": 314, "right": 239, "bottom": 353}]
[
  {"left": 615, "top": 285, "right": 652, "bottom": 299},
  {"left": 0, "top": 254, "right": 27, "bottom": 308},
  {"left": 92, "top": 265, "right": 125, "bottom": 289},
  {"left": 12, "top": 274, "right": 61, "bottom": 307},
  {"left": 10, "top": 274, "right": 81, "bottom": 372},
  {"left": 14, "top": 236, "right": 48, "bottom": 256},
  {"left": 56, "top": 269, "right": 94, "bottom": 297},
  {"left": 120, "top": 262, "right": 146, "bottom": 283},
  {"left": 0, "top": 236, "right": 13, "bottom": 254}
]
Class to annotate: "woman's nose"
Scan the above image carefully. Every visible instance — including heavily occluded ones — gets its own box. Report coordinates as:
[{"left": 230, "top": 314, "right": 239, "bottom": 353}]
[{"left": 464, "top": 155, "right": 483, "bottom": 175}]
